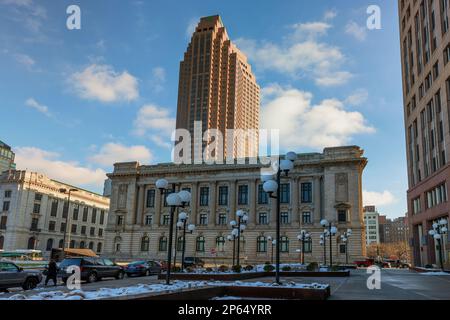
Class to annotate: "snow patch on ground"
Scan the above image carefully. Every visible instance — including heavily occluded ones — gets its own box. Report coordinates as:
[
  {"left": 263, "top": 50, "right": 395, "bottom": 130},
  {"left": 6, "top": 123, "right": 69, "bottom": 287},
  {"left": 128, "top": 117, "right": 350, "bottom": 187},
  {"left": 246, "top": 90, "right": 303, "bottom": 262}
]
[{"left": 2, "top": 279, "right": 329, "bottom": 300}]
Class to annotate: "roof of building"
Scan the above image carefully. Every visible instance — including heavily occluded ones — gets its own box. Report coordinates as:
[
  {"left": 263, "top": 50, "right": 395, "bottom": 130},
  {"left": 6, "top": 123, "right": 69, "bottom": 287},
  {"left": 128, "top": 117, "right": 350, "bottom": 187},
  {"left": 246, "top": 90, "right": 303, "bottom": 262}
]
[{"left": 0, "top": 140, "right": 12, "bottom": 150}]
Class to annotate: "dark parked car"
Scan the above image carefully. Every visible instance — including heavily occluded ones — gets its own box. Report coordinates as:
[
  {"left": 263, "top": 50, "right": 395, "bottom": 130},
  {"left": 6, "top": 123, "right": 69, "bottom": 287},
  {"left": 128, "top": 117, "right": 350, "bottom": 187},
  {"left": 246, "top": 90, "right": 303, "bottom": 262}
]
[
  {"left": 183, "top": 257, "right": 205, "bottom": 268},
  {"left": 58, "top": 257, "right": 125, "bottom": 283},
  {"left": 124, "top": 260, "right": 162, "bottom": 277},
  {"left": 0, "top": 261, "right": 42, "bottom": 291}
]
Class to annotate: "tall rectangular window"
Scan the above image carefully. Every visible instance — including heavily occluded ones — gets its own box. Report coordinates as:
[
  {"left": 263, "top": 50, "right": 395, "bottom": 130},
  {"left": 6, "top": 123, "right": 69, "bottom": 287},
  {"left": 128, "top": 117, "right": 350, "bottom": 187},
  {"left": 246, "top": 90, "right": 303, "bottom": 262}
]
[
  {"left": 302, "top": 211, "right": 312, "bottom": 224},
  {"left": 50, "top": 200, "right": 58, "bottom": 217},
  {"left": 280, "top": 212, "right": 289, "bottom": 224},
  {"left": 301, "top": 182, "right": 312, "bottom": 203},
  {"left": 100, "top": 211, "right": 105, "bottom": 224},
  {"left": 258, "top": 212, "right": 268, "bottom": 225},
  {"left": 146, "top": 189, "right": 155, "bottom": 208},
  {"left": 30, "top": 218, "right": 39, "bottom": 231},
  {"left": 82, "top": 207, "right": 88, "bottom": 222},
  {"left": 2, "top": 201, "right": 10, "bottom": 212},
  {"left": 48, "top": 220, "right": 55, "bottom": 232},
  {"left": 200, "top": 187, "right": 209, "bottom": 206},
  {"left": 258, "top": 184, "right": 268, "bottom": 204},
  {"left": 238, "top": 185, "right": 248, "bottom": 205},
  {"left": 338, "top": 210, "right": 348, "bottom": 222},
  {"left": 218, "top": 214, "right": 227, "bottom": 225},
  {"left": 280, "top": 183, "right": 290, "bottom": 204},
  {"left": 91, "top": 209, "right": 97, "bottom": 224},
  {"left": 73, "top": 205, "right": 79, "bottom": 221},
  {"left": 0, "top": 216, "right": 7, "bottom": 230},
  {"left": 33, "top": 203, "right": 40, "bottom": 214},
  {"left": 199, "top": 214, "right": 208, "bottom": 225},
  {"left": 218, "top": 186, "right": 228, "bottom": 206}
]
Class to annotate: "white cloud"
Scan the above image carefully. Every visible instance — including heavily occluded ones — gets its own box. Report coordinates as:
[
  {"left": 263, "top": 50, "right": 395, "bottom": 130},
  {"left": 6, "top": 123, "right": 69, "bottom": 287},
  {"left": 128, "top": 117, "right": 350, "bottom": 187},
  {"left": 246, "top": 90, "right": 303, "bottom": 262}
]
[
  {"left": 345, "top": 21, "right": 367, "bottom": 41},
  {"left": 150, "top": 67, "right": 166, "bottom": 92},
  {"left": 261, "top": 85, "right": 375, "bottom": 149},
  {"left": 345, "top": 89, "right": 369, "bottom": 106},
  {"left": 1, "top": 0, "right": 47, "bottom": 33},
  {"left": 290, "top": 22, "right": 331, "bottom": 40},
  {"left": 133, "top": 104, "right": 175, "bottom": 136},
  {"left": 25, "top": 98, "right": 51, "bottom": 116},
  {"left": 14, "top": 53, "right": 35, "bottom": 67},
  {"left": 89, "top": 143, "right": 153, "bottom": 167},
  {"left": 70, "top": 64, "right": 139, "bottom": 103},
  {"left": 133, "top": 104, "right": 175, "bottom": 149},
  {"left": 236, "top": 23, "right": 352, "bottom": 87},
  {"left": 14, "top": 147, "right": 106, "bottom": 189},
  {"left": 324, "top": 10, "right": 337, "bottom": 21},
  {"left": 363, "top": 190, "right": 397, "bottom": 207}
]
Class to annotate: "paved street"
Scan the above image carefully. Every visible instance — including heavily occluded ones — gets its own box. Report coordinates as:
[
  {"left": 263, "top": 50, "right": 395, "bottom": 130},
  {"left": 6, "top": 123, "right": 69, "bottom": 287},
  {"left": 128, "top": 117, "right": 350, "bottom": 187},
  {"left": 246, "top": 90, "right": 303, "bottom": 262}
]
[{"left": 1, "top": 269, "right": 449, "bottom": 300}]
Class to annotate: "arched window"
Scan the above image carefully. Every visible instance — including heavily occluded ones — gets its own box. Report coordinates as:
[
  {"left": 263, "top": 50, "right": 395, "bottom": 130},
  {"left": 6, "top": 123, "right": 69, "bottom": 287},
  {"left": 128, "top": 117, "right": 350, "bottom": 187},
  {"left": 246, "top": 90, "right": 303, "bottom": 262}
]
[
  {"left": 97, "top": 242, "right": 102, "bottom": 253},
  {"left": 280, "top": 236, "right": 289, "bottom": 253},
  {"left": 257, "top": 236, "right": 267, "bottom": 253},
  {"left": 159, "top": 236, "right": 167, "bottom": 252},
  {"left": 176, "top": 236, "right": 184, "bottom": 252},
  {"left": 0, "top": 236, "right": 4, "bottom": 250},
  {"left": 216, "top": 236, "right": 225, "bottom": 252},
  {"left": 46, "top": 239, "right": 54, "bottom": 251},
  {"left": 69, "top": 240, "right": 76, "bottom": 248},
  {"left": 27, "top": 237, "right": 36, "bottom": 250},
  {"left": 141, "top": 236, "right": 150, "bottom": 251},
  {"left": 196, "top": 236, "right": 205, "bottom": 252},
  {"left": 79, "top": 241, "right": 86, "bottom": 249},
  {"left": 88, "top": 242, "right": 94, "bottom": 250},
  {"left": 58, "top": 239, "right": 64, "bottom": 248}
]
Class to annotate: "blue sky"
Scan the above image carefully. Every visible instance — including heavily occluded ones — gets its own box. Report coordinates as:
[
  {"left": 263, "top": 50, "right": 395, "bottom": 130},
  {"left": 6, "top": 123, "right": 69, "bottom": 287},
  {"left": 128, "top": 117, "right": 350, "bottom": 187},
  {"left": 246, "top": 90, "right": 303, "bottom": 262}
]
[{"left": 0, "top": 0, "right": 406, "bottom": 219}]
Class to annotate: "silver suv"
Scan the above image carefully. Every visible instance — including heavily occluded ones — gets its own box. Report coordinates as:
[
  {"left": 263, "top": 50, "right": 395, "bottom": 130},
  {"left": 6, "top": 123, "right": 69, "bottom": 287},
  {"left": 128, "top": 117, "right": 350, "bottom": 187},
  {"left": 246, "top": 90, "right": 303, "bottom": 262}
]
[{"left": 0, "top": 261, "right": 42, "bottom": 291}]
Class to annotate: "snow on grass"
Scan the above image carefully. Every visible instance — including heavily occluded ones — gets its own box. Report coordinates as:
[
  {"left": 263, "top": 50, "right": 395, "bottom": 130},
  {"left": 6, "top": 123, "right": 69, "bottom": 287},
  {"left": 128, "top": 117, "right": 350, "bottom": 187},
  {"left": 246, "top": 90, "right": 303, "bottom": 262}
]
[{"left": 2, "top": 279, "right": 329, "bottom": 300}]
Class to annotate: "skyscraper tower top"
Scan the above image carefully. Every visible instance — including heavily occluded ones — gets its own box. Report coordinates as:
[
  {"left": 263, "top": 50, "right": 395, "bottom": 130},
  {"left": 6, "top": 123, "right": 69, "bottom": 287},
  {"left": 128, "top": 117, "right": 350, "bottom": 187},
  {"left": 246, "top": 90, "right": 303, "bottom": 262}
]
[{"left": 175, "top": 15, "right": 260, "bottom": 163}]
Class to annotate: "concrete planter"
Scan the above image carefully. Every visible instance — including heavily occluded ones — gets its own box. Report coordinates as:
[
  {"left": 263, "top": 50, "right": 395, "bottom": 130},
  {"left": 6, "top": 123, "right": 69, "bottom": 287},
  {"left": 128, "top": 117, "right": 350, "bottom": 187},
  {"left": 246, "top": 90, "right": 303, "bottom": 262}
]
[{"left": 104, "top": 285, "right": 331, "bottom": 301}]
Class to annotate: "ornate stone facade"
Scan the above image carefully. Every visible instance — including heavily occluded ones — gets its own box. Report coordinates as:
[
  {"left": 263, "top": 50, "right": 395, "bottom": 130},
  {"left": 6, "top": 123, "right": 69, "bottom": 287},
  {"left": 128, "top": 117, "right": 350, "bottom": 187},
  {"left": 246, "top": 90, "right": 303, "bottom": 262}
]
[
  {"left": 105, "top": 146, "right": 367, "bottom": 264},
  {"left": 0, "top": 170, "right": 110, "bottom": 256}
]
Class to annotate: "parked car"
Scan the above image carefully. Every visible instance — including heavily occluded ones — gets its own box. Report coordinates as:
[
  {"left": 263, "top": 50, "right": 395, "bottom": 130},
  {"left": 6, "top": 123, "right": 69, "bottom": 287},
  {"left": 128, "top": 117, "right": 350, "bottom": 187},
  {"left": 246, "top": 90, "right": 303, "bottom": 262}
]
[
  {"left": 124, "top": 260, "right": 162, "bottom": 277},
  {"left": 384, "top": 259, "right": 410, "bottom": 268},
  {"left": 354, "top": 258, "right": 375, "bottom": 268},
  {"left": 183, "top": 257, "right": 205, "bottom": 268},
  {"left": 58, "top": 257, "right": 125, "bottom": 283},
  {"left": 0, "top": 260, "right": 42, "bottom": 291}
]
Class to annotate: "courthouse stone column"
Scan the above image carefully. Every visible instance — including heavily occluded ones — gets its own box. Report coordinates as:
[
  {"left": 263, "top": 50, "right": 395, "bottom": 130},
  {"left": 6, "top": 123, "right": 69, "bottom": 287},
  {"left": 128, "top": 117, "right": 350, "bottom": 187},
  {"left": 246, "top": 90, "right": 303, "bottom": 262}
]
[
  {"left": 229, "top": 180, "right": 237, "bottom": 221},
  {"left": 191, "top": 182, "right": 198, "bottom": 225},
  {"left": 136, "top": 185, "right": 145, "bottom": 226},
  {"left": 291, "top": 177, "right": 299, "bottom": 225},
  {"left": 154, "top": 187, "right": 162, "bottom": 226},
  {"left": 209, "top": 181, "right": 217, "bottom": 226},
  {"left": 314, "top": 176, "right": 322, "bottom": 224},
  {"left": 249, "top": 179, "right": 257, "bottom": 226}
]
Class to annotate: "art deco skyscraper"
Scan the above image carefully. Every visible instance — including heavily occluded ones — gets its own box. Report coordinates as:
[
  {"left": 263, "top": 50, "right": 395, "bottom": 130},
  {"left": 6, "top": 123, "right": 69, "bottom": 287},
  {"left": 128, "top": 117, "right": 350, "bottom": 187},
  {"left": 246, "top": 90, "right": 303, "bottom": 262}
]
[{"left": 175, "top": 15, "right": 260, "bottom": 162}]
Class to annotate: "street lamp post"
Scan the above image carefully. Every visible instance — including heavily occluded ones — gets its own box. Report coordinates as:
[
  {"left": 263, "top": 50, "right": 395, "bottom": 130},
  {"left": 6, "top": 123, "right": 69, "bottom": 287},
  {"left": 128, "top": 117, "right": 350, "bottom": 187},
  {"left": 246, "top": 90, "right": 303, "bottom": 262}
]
[
  {"left": 178, "top": 211, "right": 195, "bottom": 270},
  {"left": 156, "top": 179, "right": 191, "bottom": 285},
  {"left": 340, "top": 229, "right": 352, "bottom": 265},
  {"left": 297, "top": 230, "right": 311, "bottom": 265},
  {"left": 173, "top": 220, "right": 183, "bottom": 268},
  {"left": 428, "top": 218, "right": 448, "bottom": 270},
  {"left": 230, "top": 210, "right": 248, "bottom": 269},
  {"left": 60, "top": 188, "right": 78, "bottom": 256},
  {"left": 227, "top": 232, "right": 238, "bottom": 266},
  {"left": 320, "top": 232, "right": 328, "bottom": 266},
  {"left": 263, "top": 151, "right": 297, "bottom": 284},
  {"left": 321, "top": 219, "right": 337, "bottom": 268},
  {"left": 267, "top": 236, "right": 275, "bottom": 264}
]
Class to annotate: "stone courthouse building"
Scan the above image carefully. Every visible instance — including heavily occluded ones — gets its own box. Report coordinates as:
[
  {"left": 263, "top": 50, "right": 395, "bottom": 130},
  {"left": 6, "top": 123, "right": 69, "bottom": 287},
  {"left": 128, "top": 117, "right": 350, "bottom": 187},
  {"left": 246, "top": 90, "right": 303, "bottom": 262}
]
[{"left": 104, "top": 146, "right": 367, "bottom": 265}]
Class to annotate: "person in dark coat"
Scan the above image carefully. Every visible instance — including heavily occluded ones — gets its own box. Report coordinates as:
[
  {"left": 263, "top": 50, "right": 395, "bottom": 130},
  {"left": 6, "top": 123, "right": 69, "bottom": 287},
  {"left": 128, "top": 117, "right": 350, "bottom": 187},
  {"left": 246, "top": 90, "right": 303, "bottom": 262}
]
[{"left": 45, "top": 259, "right": 58, "bottom": 286}]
